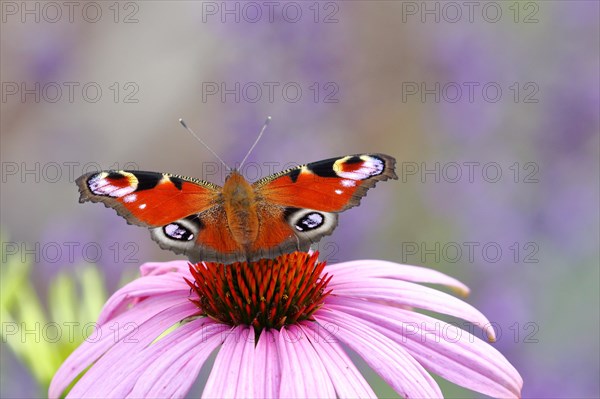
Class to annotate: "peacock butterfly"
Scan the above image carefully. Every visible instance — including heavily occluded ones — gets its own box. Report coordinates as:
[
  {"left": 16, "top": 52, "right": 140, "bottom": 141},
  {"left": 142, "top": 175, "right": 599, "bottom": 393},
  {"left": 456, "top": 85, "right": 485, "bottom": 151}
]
[{"left": 76, "top": 120, "right": 397, "bottom": 263}]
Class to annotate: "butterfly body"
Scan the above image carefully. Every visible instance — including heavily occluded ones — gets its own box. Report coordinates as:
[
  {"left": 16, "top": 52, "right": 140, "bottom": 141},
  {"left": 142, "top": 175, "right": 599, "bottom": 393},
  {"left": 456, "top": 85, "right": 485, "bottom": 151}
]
[
  {"left": 77, "top": 154, "right": 397, "bottom": 263},
  {"left": 222, "top": 171, "right": 259, "bottom": 248}
]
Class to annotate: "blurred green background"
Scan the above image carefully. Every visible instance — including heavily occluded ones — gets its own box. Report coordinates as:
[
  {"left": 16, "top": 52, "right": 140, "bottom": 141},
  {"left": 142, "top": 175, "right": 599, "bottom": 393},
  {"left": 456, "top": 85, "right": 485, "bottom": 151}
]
[{"left": 1, "top": 1, "right": 598, "bottom": 397}]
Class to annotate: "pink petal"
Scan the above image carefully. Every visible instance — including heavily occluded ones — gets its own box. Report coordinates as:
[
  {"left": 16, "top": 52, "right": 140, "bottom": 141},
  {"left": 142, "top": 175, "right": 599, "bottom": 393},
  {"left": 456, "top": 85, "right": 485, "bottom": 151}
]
[
  {"left": 65, "top": 300, "right": 196, "bottom": 398},
  {"left": 278, "top": 326, "right": 336, "bottom": 398},
  {"left": 328, "top": 297, "right": 523, "bottom": 398},
  {"left": 101, "top": 317, "right": 206, "bottom": 397},
  {"left": 287, "top": 325, "right": 336, "bottom": 398},
  {"left": 97, "top": 275, "right": 190, "bottom": 325},
  {"left": 315, "top": 310, "right": 442, "bottom": 398},
  {"left": 126, "top": 319, "right": 229, "bottom": 398},
  {"left": 49, "top": 294, "right": 192, "bottom": 398},
  {"left": 300, "top": 322, "right": 376, "bottom": 398},
  {"left": 140, "top": 260, "right": 190, "bottom": 276},
  {"left": 329, "top": 278, "right": 496, "bottom": 341},
  {"left": 254, "top": 329, "right": 281, "bottom": 398},
  {"left": 326, "top": 260, "right": 470, "bottom": 295},
  {"left": 202, "top": 326, "right": 255, "bottom": 398}
]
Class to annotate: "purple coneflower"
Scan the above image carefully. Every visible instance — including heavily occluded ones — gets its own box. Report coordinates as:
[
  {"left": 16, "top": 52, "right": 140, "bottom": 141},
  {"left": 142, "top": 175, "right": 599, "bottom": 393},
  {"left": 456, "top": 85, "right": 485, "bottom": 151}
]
[{"left": 49, "top": 252, "right": 522, "bottom": 398}]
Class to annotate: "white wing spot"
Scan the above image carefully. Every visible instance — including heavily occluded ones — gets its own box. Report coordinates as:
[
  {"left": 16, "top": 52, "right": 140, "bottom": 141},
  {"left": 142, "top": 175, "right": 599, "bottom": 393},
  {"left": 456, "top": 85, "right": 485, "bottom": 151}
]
[
  {"left": 139, "top": 203, "right": 147, "bottom": 209},
  {"left": 336, "top": 157, "right": 385, "bottom": 180},
  {"left": 335, "top": 189, "right": 343, "bottom": 195},
  {"left": 164, "top": 224, "right": 194, "bottom": 241},
  {"left": 341, "top": 179, "right": 356, "bottom": 187},
  {"left": 88, "top": 173, "right": 136, "bottom": 198},
  {"left": 294, "top": 212, "right": 324, "bottom": 231},
  {"left": 124, "top": 194, "right": 137, "bottom": 203}
]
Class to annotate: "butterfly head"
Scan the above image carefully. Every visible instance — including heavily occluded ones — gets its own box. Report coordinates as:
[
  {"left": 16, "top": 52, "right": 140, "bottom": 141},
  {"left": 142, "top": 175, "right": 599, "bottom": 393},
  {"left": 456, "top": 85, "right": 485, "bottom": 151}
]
[{"left": 223, "top": 169, "right": 249, "bottom": 185}]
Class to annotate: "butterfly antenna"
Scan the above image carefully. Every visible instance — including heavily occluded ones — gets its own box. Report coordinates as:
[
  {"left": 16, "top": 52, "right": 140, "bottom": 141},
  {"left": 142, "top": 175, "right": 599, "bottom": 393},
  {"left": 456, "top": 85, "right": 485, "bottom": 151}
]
[
  {"left": 178, "top": 118, "right": 230, "bottom": 171},
  {"left": 239, "top": 116, "right": 271, "bottom": 169}
]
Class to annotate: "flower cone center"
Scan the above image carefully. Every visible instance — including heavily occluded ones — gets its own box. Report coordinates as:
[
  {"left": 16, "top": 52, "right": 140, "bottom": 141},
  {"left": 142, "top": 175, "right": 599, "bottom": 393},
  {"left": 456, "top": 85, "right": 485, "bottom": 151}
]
[{"left": 186, "top": 252, "right": 332, "bottom": 331}]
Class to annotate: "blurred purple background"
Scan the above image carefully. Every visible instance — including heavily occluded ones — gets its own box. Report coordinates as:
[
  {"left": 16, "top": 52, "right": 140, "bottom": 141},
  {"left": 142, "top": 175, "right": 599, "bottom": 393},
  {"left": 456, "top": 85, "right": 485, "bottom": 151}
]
[{"left": 1, "top": 1, "right": 598, "bottom": 397}]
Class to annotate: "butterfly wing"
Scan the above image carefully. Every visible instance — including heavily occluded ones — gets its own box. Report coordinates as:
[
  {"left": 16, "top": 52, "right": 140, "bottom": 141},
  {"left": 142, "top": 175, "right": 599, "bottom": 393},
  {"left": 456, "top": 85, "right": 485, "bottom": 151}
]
[
  {"left": 77, "top": 170, "right": 220, "bottom": 225},
  {"left": 77, "top": 154, "right": 397, "bottom": 263},
  {"left": 155, "top": 207, "right": 244, "bottom": 264},
  {"left": 251, "top": 154, "right": 397, "bottom": 258},
  {"left": 76, "top": 170, "right": 240, "bottom": 262}
]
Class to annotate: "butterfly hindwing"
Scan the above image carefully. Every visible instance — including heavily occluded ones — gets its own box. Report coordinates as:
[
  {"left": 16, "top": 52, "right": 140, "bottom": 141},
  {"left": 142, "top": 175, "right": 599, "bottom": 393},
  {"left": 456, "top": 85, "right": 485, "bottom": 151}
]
[
  {"left": 150, "top": 209, "right": 244, "bottom": 264},
  {"left": 245, "top": 205, "right": 338, "bottom": 261}
]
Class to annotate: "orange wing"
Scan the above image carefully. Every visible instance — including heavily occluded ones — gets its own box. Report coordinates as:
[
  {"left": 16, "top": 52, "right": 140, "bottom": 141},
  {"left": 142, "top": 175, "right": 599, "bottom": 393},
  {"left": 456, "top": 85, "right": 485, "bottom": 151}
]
[
  {"left": 77, "top": 170, "right": 241, "bottom": 262},
  {"left": 185, "top": 207, "right": 247, "bottom": 264},
  {"left": 77, "top": 154, "right": 397, "bottom": 264},
  {"left": 249, "top": 154, "right": 397, "bottom": 259},
  {"left": 247, "top": 204, "right": 303, "bottom": 259},
  {"left": 77, "top": 170, "right": 219, "bottom": 227},
  {"left": 254, "top": 154, "right": 397, "bottom": 211}
]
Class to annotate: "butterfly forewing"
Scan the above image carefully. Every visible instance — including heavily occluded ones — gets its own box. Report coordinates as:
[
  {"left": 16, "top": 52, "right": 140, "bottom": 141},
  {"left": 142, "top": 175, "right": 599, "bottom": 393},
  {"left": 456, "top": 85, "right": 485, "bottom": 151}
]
[
  {"left": 77, "top": 170, "right": 220, "bottom": 226},
  {"left": 254, "top": 154, "right": 397, "bottom": 211}
]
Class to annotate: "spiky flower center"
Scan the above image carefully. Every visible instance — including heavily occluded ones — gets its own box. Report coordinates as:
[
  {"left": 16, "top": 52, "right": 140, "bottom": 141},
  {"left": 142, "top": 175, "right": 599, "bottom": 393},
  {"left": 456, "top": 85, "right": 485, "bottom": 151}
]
[{"left": 185, "top": 252, "right": 332, "bottom": 331}]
